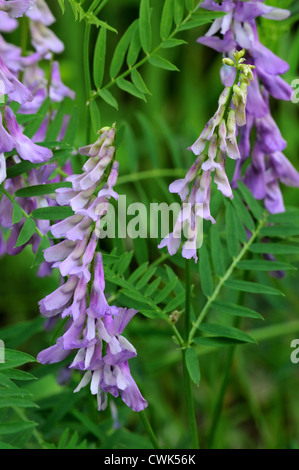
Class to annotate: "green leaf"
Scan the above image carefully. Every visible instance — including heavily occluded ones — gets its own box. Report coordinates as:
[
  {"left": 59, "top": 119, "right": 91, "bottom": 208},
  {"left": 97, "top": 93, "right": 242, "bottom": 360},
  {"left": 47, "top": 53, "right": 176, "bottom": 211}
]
[
  {"left": 237, "top": 259, "right": 296, "bottom": 272},
  {"left": 57, "top": 0, "right": 65, "bottom": 13},
  {"left": 0, "top": 398, "right": 37, "bottom": 409},
  {"left": 185, "top": 0, "right": 194, "bottom": 11},
  {"left": 174, "top": 0, "right": 184, "bottom": 26},
  {"left": 116, "top": 251, "right": 134, "bottom": 275},
  {"left": 131, "top": 69, "right": 151, "bottom": 95},
  {"left": 154, "top": 277, "right": 178, "bottom": 304},
  {"left": 145, "top": 277, "right": 161, "bottom": 297},
  {"left": 32, "top": 236, "right": 51, "bottom": 267},
  {"left": 15, "top": 182, "right": 72, "bottom": 198},
  {"left": 226, "top": 203, "right": 239, "bottom": 258},
  {"left": 12, "top": 202, "right": 23, "bottom": 224},
  {"left": 185, "top": 347, "right": 200, "bottom": 386},
  {"left": 116, "top": 77, "right": 146, "bottom": 101},
  {"left": 225, "top": 279, "right": 284, "bottom": 296},
  {"left": 136, "top": 267, "right": 157, "bottom": 290},
  {"left": 110, "top": 20, "right": 138, "bottom": 78},
  {"left": 15, "top": 218, "right": 36, "bottom": 247},
  {"left": 31, "top": 206, "right": 74, "bottom": 220},
  {"left": 211, "top": 301, "right": 263, "bottom": 320},
  {"left": 194, "top": 336, "right": 246, "bottom": 347},
  {"left": 93, "top": 26, "right": 107, "bottom": 89},
  {"left": 0, "top": 349, "right": 35, "bottom": 372},
  {"left": 260, "top": 225, "right": 299, "bottom": 238},
  {"left": 249, "top": 243, "right": 299, "bottom": 255},
  {"left": 199, "top": 244, "right": 213, "bottom": 297},
  {"left": 148, "top": 54, "right": 179, "bottom": 71},
  {"left": 237, "top": 181, "right": 264, "bottom": 220},
  {"left": 98, "top": 89, "right": 119, "bottom": 109},
  {"left": 128, "top": 262, "right": 149, "bottom": 283},
  {"left": 0, "top": 421, "right": 37, "bottom": 435},
  {"left": 127, "top": 24, "right": 141, "bottom": 66},
  {"left": 89, "top": 100, "right": 101, "bottom": 135},
  {"left": 231, "top": 191, "right": 255, "bottom": 231},
  {"left": 210, "top": 227, "right": 225, "bottom": 277},
  {"left": 162, "top": 38, "right": 188, "bottom": 48},
  {"left": 139, "top": 308, "right": 164, "bottom": 319},
  {"left": 165, "top": 290, "right": 185, "bottom": 313},
  {"left": 196, "top": 323, "right": 256, "bottom": 344},
  {"left": 160, "top": 0, "right": 173, "bottom": 39},
  {"left": 139, "top": 0, "right": 152, "bottom": 53},
  {"left": 267, "top": 209, "right": 299, "bottom": 225}
]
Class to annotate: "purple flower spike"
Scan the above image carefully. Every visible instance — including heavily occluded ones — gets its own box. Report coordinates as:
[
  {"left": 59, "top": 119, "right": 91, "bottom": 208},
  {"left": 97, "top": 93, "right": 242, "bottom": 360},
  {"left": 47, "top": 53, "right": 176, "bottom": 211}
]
[{"left": 37, "top": 126, "right": 147, "bottom": 412}]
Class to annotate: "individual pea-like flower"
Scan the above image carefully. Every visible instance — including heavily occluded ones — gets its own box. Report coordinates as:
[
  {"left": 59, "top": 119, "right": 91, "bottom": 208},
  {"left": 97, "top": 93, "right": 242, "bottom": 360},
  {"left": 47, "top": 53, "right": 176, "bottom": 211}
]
[
  {"left": 159, "top": 51, "right": 254, "bottom": 261},
  {"left": 37, "top": 126, "right": 148, "bottom": 412},
  {"left": 0, "top": 0, "right": 30, "bottom": 18},
  {"left": 0, "top": 56, "right": 33, "bottom": 104}
]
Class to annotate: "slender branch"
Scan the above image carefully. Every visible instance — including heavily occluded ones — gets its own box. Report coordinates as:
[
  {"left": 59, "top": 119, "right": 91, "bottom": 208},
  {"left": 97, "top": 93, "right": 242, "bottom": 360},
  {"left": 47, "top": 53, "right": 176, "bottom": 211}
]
[
  {"left": 182, "top": 259, "right": 199, "bottom": 449},
  {"left": 83, "top": 21, "right": 92, "bottom": 142},
  {"left": 188, "top": 213, "right": 268, "bottom": 345},
  {"left": 140, "top": 410, "right": 160, "bottom": 450}
]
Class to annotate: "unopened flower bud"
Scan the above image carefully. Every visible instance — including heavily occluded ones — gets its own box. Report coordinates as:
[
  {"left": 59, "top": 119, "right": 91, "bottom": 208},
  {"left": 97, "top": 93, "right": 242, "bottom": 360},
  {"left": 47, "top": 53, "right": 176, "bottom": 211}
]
[
  {"left": 222, "top": 58, "right": 235, "bottom": 67},
  {"left": 234, "top": 49, "right": 246, "bottom": 61},
  {"left": 170, "top": 310, "right": 180, "bottom": 324}
]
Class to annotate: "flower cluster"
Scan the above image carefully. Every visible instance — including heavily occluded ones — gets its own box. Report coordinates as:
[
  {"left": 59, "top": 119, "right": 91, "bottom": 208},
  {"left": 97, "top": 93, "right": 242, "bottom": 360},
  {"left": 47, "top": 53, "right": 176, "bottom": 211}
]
[
  {"left": 0, "top": 0, "right": 75, "bottom": 262},
  {"left": 37, "top": 126, "right": 148, "bottom": 412},
  {"left": 159, "top": 51, "right": 254, "bottom": 262},
  {"left": 197, "top": 0, "right": 299, "bottom": 213}
]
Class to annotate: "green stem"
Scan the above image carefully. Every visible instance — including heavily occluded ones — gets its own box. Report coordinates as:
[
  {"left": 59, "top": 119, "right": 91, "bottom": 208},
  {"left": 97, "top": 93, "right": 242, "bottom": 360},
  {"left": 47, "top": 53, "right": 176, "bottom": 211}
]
[
  {"left": 188, "top": 213, "right": 267, "bottom": 345},
  {"left": 207, "top": 271, "right": 249, "bottom": 448},
  {"left": 83, "top": 21, "right": 92, "bottom": 142},
  {"left": 207, "top": 345, "right": 235, "bottom": 449},
  {"left": 182, "top": 259, "right": 199, "bottom": 449},
  {"left": 140, "top": 410, "right": 160, "bottom": 449}
]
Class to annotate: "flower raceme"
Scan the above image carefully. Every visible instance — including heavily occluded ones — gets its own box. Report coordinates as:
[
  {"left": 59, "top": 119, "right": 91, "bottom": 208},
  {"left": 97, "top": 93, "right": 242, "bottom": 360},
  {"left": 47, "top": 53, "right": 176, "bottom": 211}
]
[
  {"left": 37, "top": 126, "right": 148, "bottom": 413},
  {"left": 197, "top": 0, "right": 299, "bottom": 213},
  {"left": 159, "top": 51, "right": 254, "bottom": 262}
]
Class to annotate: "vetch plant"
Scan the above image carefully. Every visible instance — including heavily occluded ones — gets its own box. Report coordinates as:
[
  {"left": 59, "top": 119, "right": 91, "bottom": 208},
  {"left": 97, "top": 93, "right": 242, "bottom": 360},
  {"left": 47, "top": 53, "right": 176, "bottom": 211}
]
[{"left": 0, "top": 0, "right": 299, "bottom": 451}]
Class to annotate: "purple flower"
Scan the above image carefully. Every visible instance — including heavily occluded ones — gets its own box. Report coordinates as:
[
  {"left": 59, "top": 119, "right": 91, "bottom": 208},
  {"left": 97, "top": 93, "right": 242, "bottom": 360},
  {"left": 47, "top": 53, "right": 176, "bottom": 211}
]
[
  {"left": 30, "top": 21, "right": 64, "bottom": 55},
  {"left": 26, "top": 0, "right": 55, "bottom": 26},
  {"left": 4, "top": 107, "right": 52, "bottom": 163},
  {"left": 0, "top": 56, "right": 32, "bottom": 104},
  {"left": 0, "top": 11, "right": 18, "bottom": 32},
  {"left": 0, "top": 0, "right": 30, "bottom": 18},
  {"left": 50, "top": 61, "right": 75, "bottom": 102}
]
